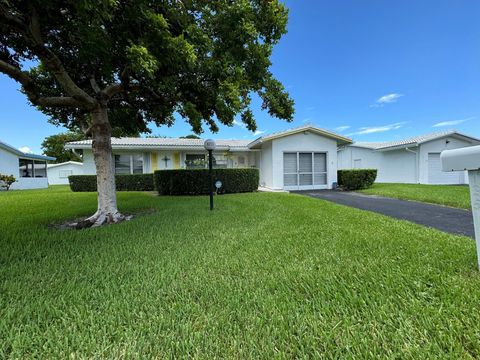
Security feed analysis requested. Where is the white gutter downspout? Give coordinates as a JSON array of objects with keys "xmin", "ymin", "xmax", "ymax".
[{"xmin": 405, "ymin": 147, "xmax": 419, "ymax": 183}]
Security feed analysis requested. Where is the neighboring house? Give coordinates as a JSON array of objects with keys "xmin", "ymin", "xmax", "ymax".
[
  {"xmin": 0, "ymin": 140, "xmax": 55, "ymax": 190},
  {"xmin": 65, "ymin": 125, "xmax": 352, "ymax": 191},
  {"xmin": 47, "ymin": 161, "xmax": 84, "ymax": 185},
  {"xmin": 338, "ymin": 130, "xmax": 480, "ymax": 184}
]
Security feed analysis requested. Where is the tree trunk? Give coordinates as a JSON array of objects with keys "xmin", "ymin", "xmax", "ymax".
[{"xmin": 83, "ymin": 106, "xmax": 124, "ymax": 227}]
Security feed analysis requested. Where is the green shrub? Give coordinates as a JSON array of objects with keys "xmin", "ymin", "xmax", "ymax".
[
  {"xmin": 154, "ymin": 168, "xmax": 259, "ymax": 195},
  {"xmin": 69, "ymin": 174, "xmax": 154, "ymax": 192},
  {"xmin": 337, "ymin": 169, "xmax": 377, "ymax": 190},
  {"xmin": 0, "ymin": 174, "xmax": 16, "ymax": 191}
]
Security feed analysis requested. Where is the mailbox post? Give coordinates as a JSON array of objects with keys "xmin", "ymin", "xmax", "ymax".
[
  {"xmin": 441, "ymin": 145, "xmax": 480, "ymax": 270},
  {"xmin": 204, "ymin": 139, "xmax": 216, "ymax": 211}
]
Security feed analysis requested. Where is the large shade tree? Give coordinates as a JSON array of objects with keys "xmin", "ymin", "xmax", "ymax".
[{"xmin": 0, "ymin": 0, "xmax": 294, "ymax": 226}]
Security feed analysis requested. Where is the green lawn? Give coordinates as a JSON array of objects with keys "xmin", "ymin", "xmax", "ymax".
[
  {"xmin": 359, "ymin": 183, "xmax": 472, "ymax": 209},
  {"xmin": 1, "ymin": 186, "xmax": 480, "ymax": 358}
]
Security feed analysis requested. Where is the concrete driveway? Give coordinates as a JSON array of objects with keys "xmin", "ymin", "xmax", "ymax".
[{"xmin": 294, "ymin": 190, "xmax": 475, "ymax": 238}]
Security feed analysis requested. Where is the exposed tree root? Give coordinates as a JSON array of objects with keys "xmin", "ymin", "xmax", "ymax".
[{"xmin": 74, "ymin": 211, "xmax": 132, "ymax": 229}]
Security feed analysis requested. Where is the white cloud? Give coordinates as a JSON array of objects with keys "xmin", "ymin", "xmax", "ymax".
[
  {"xmin": 18, "ymin": 146, "xmax": 33, "ymax": 154},
  {"xmin": 371, "ymin": 93, "xmax": 403, "ymax": 107},
  {"xmin": 335, "ymin": 125, "xmax": 350, "ymax": 132},
  {"xmin": 253, "ymin": 130, "xmax": 265, "ymax": 136},
  {"xmin": 432, "ymin": 116, "xmax": 475, "ymax": 127},
  {"xmin": 232, "ymin": 120, "xmax": 246, "ymax": 129},
  {"xmin": 347, "ymin": 122, "xmax": 406, "ymax": 136}
]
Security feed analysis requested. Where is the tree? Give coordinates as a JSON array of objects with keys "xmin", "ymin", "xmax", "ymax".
[
  {"xmin": 0, "ymin": 174, "xmax": 16, "ymax": 191},
  {"xmin": 42, "ymin": 131, "xmax": 85, "ymax": 163},
  {"xmin": 0, "ymin": 0, "xmax": 294, "ymax": 226},
  {"xmin": 181, "ymin": 134, "xmax": 201, "ymax": 139}
]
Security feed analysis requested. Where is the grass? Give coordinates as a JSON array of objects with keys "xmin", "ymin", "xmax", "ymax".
[
  {"xmin": 359, "ymin": 183, "xmax": 472, "ymax": 209},
  {"xmin": 1, "ymin": 186, "xmax": 480, "ymax": 358}
]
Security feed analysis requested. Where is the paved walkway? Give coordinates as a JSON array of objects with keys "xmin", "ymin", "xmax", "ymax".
[{"xmin": 294, "ymin": 190, "xmax": 475, "ymax": 238}]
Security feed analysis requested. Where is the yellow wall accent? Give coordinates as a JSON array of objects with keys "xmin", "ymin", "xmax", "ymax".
[
  {"xmin": 173, "ymin": 152, "xmax": 180, "ymax": 169},
  {"xmin": 151, "ymin": 152, "xmax": 159, "ymax": 171}
]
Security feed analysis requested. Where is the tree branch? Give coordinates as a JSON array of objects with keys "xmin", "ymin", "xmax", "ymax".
[
  {"xmin": 0, "ymin": 59, "xmax": 87, "ymax": 109},
  {"xmin": 0, "ymin": 7, "xmax": 96, "ymax": 107}
]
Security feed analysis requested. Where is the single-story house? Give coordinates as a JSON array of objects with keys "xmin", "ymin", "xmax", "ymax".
[
  {"xmin": 47, "ymin": 161, "xmax": 84, "ymax": 185},
  {"xmin": 65, "ymin": 125, "xmax": 352, "ymax": 191},
  {"xmin": 0, "ymin": 140, "xmax": 55, "ymax": 190},
  {"xmin": 338, "ymin": 130, "xmax": 480, "ymax": 184}
]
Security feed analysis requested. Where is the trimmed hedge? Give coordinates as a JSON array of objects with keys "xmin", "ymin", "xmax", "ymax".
[
  {"xmin": 69, "ymin": 174, "xmax": 155, "ymax": 192},
  {"xmin": 154, "ymin": 168, "xmax": 259, "ymax": 195},
  {"xmin": 337, "ymin": 169, "xmax": 377, "ymax": 190}
]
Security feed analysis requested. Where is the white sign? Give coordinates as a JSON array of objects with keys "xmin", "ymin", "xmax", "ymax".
[{"xmin": 215, "ymin": 180, "xmax": 222, "ymax": 189}]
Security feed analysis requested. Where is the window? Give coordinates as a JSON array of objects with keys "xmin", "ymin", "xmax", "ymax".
[
  {"xmin": 237, "ymin": 156, "xmax": 246, "ymax": 166},
  {"xmin": 132, "ymin": 155, "xmax": 143, "ymax": 174},
  {"xmin": 213, "ymin": 155, "xmax": 228, "ymax": 168},
  {"xmin": 185, "ymin": 154, "xmax": 206, "ymax": 169},
  {"xmin": 19, "ymin": 159, "xmax": 47, "ymax": 178},
  {"xmin": 114, "ymin": 154, "xmax": 144, "ymax": 174},
  {"xmin": 34, "ymin": 160, "xmax": 47, "ymax": 177},
  {"xmin": 59, "ymin": 170, "xmax": 73, "ymax": 178}
]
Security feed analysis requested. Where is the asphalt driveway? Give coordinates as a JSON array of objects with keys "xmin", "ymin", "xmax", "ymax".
[{"xmin": 294, "ymin": 190, "xmax": 475, "ymax": 238}]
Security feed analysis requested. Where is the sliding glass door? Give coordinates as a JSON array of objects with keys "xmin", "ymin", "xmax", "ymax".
[{"xmin": 283, "ymin": 152, "xmax": 327, "ymax": 190}]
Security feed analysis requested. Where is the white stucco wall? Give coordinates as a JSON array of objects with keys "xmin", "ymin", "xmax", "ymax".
[
  {"xmin": 259, "ymin": 141, "xmax": 273, "ymax": 188},
  {"xmin": 47, "ymin": 163, "xmax": 84, "ymax": 185},
  {"xmin": 269, "ymin": 131, "xmax": 339, "ymax": 190},
  {"xmin": 338, "ymin": 146, "xmax": 416, "ymax": 183},
  {"xmin": 377, "ymin": 149, "xmax": 417, "ymax": 183},
  {"xmin": 0, "ymin": 147, "xmax": 19, "ymax": 177}
]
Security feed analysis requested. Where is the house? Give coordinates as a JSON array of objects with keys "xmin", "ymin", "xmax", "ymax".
[
  {"xmin": 338, "ymin": 130, "xmax": 480, "ymax": 184},
  {"xmin": 0, "ymin": 140, "xmax": 55, "ymax": 190},
  {"xmin": 65, "ymin": 125, "xmax": 352, "ymax": 191},
  {"xmin": 47, "ymin": 161, "xmax": 84, "ymax": 185}
]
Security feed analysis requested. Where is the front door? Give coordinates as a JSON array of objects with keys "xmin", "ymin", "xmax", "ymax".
[{"xmin": 283, "ymin": 152, "xmax": 328, "ymax": 190}]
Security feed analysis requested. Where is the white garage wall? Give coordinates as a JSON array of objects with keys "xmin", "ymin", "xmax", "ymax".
[
  {"xmin": 338, "ymin": 146, "xmax": 380, "ymax": 170},
  {"xmin": 419, "ymin": 136, "xmax": 474, "ymax": 184},
  {"xmin": 47, "ymin": 163, "xmax": 84, "ymax": 185},
  {"xmin": 377, "ymin": 149, "xmax": 417, "ymax": 183},
  {"xmin": 338, "ymin": 146, "xmax": 416, "ymax": 183},
  {"xmin": 270, "ymin": 131, "xmax": 338, "ymax": 189}
]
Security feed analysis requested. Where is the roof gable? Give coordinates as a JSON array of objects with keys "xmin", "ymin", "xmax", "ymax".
[
  {"xmin": 248, "ymin": 125, "xmax": 352, "ymax": 149},
  {"xmin": 349, "ymin": 130, "xmax": 480, "ymax": 151}
]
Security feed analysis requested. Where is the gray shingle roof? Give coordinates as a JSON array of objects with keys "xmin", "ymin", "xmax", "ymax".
[{"xmin": 351, "ymin": 130, "xmax": 480, "ymax": 151}]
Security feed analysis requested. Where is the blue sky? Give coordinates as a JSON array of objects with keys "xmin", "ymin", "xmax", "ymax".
[{"xmin": 1, "ymin": 0, "xmax": 479, "ymax": 154}]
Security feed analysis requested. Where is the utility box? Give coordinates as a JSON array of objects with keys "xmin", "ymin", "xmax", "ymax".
[{"xmin": 441, "ymin": 145, "xmax": 480, "ymax": 270}]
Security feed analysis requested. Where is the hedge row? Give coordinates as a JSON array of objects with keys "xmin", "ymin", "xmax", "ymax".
[
  {"xmin": 337, "ymin": 169, "xmax": 377, "ymax": 190},
  {"xmin": 154, "ymin": 168, "xmax": 259, "ymax": 195},
  {"xmin": 69, "ymin": 174, "xmax": 154, "ymax": 192}
]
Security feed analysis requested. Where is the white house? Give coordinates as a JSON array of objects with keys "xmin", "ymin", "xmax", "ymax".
[
  {"xmin": 65, "ymin": 125, "xmax": 352, "ymax": 191},
  {"xmin": 47, "ymin": 161, "xmax": 84, "ymax": 185},
  {"xmin": 0, "ymin": 140, "xmax": 55, "ymax": 190},
  {"xmin": 338, "ymin": 130, "xmax": 480, "ymax": 184}
]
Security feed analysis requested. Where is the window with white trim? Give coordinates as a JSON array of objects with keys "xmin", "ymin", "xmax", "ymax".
[{"xmin": 114, "ymin": 154, "xmax": 144, "ymax": 174}]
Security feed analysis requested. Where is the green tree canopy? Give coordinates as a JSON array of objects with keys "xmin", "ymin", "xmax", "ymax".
[
  {"xmin": 41, "ymin": 131, "xmax": 85, "ymax": 163},
  {"xmin": 0, "ymin": 0, "xmax": 294, "ymax": 225}
]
